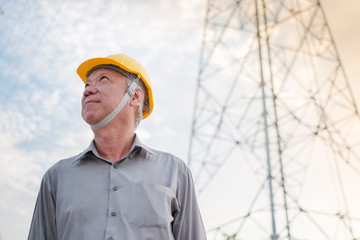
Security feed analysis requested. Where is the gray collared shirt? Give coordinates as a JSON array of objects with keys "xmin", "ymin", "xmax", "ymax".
[{"xmin": 28, "ymin": 135, "xmax": 207, "ymax": 240}]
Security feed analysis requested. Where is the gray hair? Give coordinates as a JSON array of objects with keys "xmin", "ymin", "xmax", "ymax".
[{"xmin": 126, "ymin": 78, "xmax": 145, "ymax": 128}]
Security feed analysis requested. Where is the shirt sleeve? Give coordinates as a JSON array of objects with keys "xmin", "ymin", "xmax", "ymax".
[
  {"xmin": 28, "ymin": 171, "xmax": 57, "ymax": 240},
  {"xmin": 172, "ymin": 164, "xmax": 207, "ymax": 240}
]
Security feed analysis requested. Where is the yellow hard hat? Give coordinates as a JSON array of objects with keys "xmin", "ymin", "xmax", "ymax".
[{"xmin": 77, "ymin": 53, "xmax": 154, "ymax": 119}]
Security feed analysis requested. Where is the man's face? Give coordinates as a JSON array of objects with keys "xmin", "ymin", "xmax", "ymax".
[{"xmin": 81, "ymin": 68, "xmax": 128, "ymax": 125}]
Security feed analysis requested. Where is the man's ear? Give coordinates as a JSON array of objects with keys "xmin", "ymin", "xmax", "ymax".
[{"xmin": 130, "ymin": 88, "xmax": 144, "ymax": 107}]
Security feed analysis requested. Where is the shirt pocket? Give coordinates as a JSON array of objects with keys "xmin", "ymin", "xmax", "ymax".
[{"xmin": 126, "ymin": 182, "xmax": 178, "ymax": 228}]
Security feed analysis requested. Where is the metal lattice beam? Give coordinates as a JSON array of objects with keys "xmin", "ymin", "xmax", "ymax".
[{"xmin": 188, "ymin": 0, "xmax": 360, "ymax": 239}]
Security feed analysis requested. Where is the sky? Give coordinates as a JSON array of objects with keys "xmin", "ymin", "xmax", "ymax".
[{"xmin": 0, "ymin": 0, "xmax": 359, "ymax": 239}]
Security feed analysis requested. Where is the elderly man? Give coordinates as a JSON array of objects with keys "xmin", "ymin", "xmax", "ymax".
[{"xmin": 28, "ymin": 54, "xmax": 207, "ymax": 240}]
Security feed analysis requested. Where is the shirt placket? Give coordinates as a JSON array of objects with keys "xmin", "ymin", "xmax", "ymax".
[{"xmin": 105, "ymin": 162, "xmax": 121, "ymax": 240}]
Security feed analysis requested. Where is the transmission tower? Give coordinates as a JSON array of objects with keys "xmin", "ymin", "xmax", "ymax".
[{"xmin": 189, "ymin": 0, "xmax": 360, "ymax": 239}]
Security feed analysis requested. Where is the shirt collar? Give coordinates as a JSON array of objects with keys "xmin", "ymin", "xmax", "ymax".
[
  {"xmin": 131, "ymin": 134, "xmax": 156, "ymax": 156},
  {"xmin": 72, "ymin": 134, "xmax": 156, "ymax": 164}
]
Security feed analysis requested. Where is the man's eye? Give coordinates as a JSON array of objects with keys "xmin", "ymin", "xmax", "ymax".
[
  {"xmin": 99, "ymin": 76, "xmax": 108, "ymax": 81},
  {"xmin": 85, "ymin": 83, "xmax": 90, "ymax": 88}
]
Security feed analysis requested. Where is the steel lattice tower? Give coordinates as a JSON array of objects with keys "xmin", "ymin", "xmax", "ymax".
[{"xmin": 188, "ymin": 0, "xmax": 360, "ymax": 239}]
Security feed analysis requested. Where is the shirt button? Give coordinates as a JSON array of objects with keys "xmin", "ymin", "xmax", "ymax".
[
  {"xmin": 113, "ymin": 186, "xmax": 118, "ymax": 191},
  {"xmin": 111, "ymin": 212, "xmax": 116, "ymax": 217},
  {"xmin": 113, "ymin": 164, "xmax": 118, "ymax": 169},
  {"xmin": 108, "ymin": 237, "xmax": 114, "ymax": 240}
]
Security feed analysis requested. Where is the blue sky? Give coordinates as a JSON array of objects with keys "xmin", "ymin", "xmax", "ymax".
[{"xmin": 0, "ymin": 0, "xmax": 360, "ymax": 239}]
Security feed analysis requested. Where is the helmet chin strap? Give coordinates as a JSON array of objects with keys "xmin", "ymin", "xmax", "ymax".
[{"xmin": 90, "ymin": 81, "xmax": 138, "ymax": 130}]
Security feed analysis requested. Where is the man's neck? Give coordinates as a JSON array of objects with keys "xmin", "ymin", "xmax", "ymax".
[{"xmin": 92, "ymin": 122, "xmax": 136, "ymax": 162}]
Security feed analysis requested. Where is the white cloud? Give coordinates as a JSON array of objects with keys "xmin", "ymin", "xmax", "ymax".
[{"xmin": 0, "ymin": 0, "xmax": 204, "ymax": 238}]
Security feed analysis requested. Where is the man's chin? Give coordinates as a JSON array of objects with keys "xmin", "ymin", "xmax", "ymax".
[{"xmin": 82, "ymin": 114, "xmax": 103, "ymax": 126}]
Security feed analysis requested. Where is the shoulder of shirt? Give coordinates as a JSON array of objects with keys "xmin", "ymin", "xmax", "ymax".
[
  {"xmin": 43, "ymin": 151, "xmax": 85, "ymax": 177},
  {"xmin": 43, "ymin": 139, "xmax": 190, "ymax": 176},
  {"xmin": 144, "ymin": 146, "xmax": 190, "ymax": 169}
]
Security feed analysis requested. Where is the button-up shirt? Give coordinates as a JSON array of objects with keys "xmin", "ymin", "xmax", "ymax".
[{"xmin": 28, "ymin": 135, "xmax": 207, "ymax": 240}]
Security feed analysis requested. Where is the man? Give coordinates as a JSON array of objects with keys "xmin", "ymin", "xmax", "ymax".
[{"xmin": 28, "ymin": 53, "xmax": 207, "ymax": 240}]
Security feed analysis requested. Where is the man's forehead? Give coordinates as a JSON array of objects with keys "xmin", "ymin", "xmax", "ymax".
[{"xmin": 86, "ymin": 67, "xmax": 126, "ymax": 82}]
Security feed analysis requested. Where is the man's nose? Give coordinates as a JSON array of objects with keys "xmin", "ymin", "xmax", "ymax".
[{"xmin": 83, "ymin": 84, "xmax": 98, "ymax": 96}]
